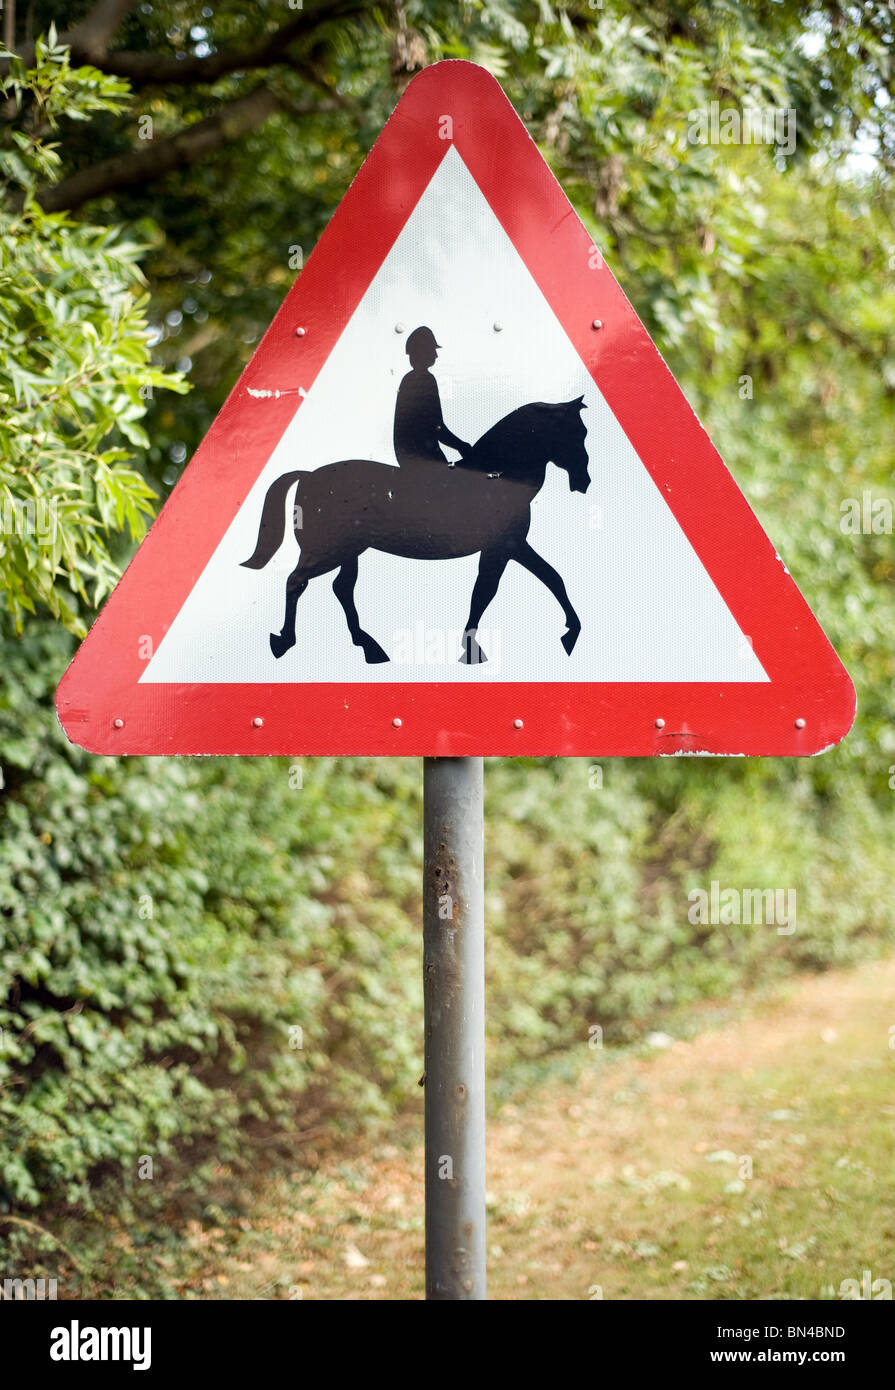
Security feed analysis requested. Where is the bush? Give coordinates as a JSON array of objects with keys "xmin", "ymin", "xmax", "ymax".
[
  {"xmin": 0, "ymin": 621, "xmax": 422, "ymax": 1210},
  {"xmin": 3, "ymin": 623, "xmax": 894, "ymax": 1212}
]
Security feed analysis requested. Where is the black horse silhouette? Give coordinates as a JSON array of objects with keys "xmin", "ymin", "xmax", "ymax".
[{"xmin": 241, "ymin": 397, "xmax": 590, "ymax": 664}]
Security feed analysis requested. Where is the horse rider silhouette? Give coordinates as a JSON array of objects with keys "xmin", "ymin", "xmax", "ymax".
[{"xmin": 393, "ymin": 326, "xmax": 471, "ymax": 469}]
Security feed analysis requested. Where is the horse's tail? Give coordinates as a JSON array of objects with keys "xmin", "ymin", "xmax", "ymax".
[{"xmin": 240, "ymin": 470, "xmax": 303, "ymax": 569}]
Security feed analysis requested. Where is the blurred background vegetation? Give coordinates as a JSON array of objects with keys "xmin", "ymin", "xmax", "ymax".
[{"xmin": 1, "ymin": 0, "xmax": 893, "ymax": 1277}]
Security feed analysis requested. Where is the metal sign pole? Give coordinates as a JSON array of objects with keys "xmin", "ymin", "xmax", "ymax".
[{"xmin": 422, "ymin": 755, "xmax": 486, "ymax": 1300}]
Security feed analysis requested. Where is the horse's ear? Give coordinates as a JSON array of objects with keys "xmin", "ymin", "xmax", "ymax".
[{"xmin": 568, "ymin": 395, "xmax": 586, "ymax": 411}]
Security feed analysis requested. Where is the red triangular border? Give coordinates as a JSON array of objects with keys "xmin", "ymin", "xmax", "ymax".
[{"xmin": 56, "ymin": 61, "xmax": 855, "ymax": 756}]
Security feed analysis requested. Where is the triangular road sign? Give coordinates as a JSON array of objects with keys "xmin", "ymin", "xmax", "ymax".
[{"xmin": 56, "ymin": 61, "xmax": 855, "ymax": 758}]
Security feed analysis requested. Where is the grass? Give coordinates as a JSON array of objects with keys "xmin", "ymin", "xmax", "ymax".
[{"xmin": 14, "ymin": 955, "xmax": 895, "ymax": 1300}]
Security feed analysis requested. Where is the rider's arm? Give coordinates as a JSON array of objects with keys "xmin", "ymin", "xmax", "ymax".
[
  {"xmin": 438, "ymin": 423, "xmax": 470, "ymax": 455},
  {"xmin": 426, "ymin": 377, "xmax": 470, "ymax": 457}
]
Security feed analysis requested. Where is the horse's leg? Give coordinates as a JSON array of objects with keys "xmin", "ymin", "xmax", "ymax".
[
  {"xmin": 270, "ymin": 559, "xmax": 311, "ymax": 658},
  {"xmin": 513, "ymin": 540, "xmax": 581, "ymax": 654},
  {"xmin": 332, "ymin": 557, "xmax": 389, "ymax": 664},
  {"xmin": 460, "ymin": 547, "xmax": 511, "ymax": 664}
]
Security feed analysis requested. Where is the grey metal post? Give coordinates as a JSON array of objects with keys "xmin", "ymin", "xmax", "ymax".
[{"xmin": 423, "ymin": 755, "xmax": 486, "ymax": 1300}]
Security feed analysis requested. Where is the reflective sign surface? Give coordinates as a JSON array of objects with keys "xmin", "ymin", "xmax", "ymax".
[{"xmin": 56, "ymin": 62, "xmax": 855, "ymax": 756}]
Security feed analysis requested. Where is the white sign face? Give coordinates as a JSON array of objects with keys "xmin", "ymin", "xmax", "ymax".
[{"xmin": 142, "ymin": 146, "xmax": 766, "ymax": 687}]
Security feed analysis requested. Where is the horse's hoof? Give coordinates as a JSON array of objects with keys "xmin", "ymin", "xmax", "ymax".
[
  {"xmin": 361, "ymin": 641, "xmax": 390, "ymax": 664},
  {"xmin": 270, "ymin": 631, "xmax": 295, "ymax": 659},
  {"xmin": 561, "ymin": 626, "xmax": 580, "ymax": 656},
  {"xmin": 460, "ymin": 637, "xmax": 488, "ymax": 665}
]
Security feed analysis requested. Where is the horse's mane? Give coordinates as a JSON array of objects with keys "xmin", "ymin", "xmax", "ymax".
[{"xmin": 458, "ymin": 402, "xmax": 549, "ymax": 476}]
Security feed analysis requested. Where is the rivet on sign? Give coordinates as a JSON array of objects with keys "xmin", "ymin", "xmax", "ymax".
[
  {"xmin": 252, "ymin": 717, "xmax": 264, "ymax": 728},
  {"xmin": 395, "ymin": 323, "xmax": 406, "ymax": 334},
  {"xmin": 392, "ymin": 717, "xmax": 402, "ymax": 728},
  {"xmin": 493, "ymin": 321, "xmax": 504, "ymax": 332},
  {"xmin": 655, "ymin": 718, "xmax": 665, "ymax": 729},
  {"xmin": 592, "ymin": 319, "xmax": 603, "ymax": 330},
  {"xmin": 513, "ymin": 718, "xmax": 523, "ymax": 729},
  {"xmin": 295, "ymin": 326, "xmax": 306, "ymax": 337},
  {"xmin": 795, "ymin": 717, "xmax": 806, "ymax": 729},
  {"xmin": 113, "ymin": 718, "xmax": 124, "ymax": 729}
]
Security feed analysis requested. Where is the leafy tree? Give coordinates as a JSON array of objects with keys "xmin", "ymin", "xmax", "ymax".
[
  {"xmin": 0, "ymin": 28, "xmax": 185, "ymax": 632},
  {"xmin": 6, "ymin": 1, "xmax": 893, "ymax": 486}
]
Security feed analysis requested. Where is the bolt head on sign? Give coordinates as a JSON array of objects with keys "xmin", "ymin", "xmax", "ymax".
[{"xmin": 56, "ymin": 62, "xmax": 855, "ymax": 758}]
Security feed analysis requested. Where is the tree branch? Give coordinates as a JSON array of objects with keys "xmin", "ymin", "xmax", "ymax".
[
  {"xmin": 1, "ymin": 0, "xmax": 374, "ymax": 87},
  {"xmin": 1, "ymin": 0, "xmax": 140, "ymax": 70},
  {"xmin": 99, "ymin": 13, "xmax": 312, "ymax": 86},
  {"xmin": 68, "ymin": 0, "xmax": 141, "ymax": 62},
  {"xmin": 3, "ymin": 0, "xmax": 16, "ymax": 54},
  {"xmin": 34, "ymin": 85, "xmax": 332, "ymax": 212},
  {"xmin": 105, "ymin": 0, "xmax": 372, "ymax": 88}
]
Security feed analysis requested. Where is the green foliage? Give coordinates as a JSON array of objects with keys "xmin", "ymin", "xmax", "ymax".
[
  {"xmin": 485, "ymin": 754, "xmax": 895, "ymax": 1092},
  {"xmin": 38, "ymin": 0, "xmax": 892, "ymax": 494},
  {"xmin": 1, "ymin": 4, "xmax": 895, "ymax": 1226},
  {"xmin": 2, "ymin": 631, "xmax": 894, "ymax": 1212},
  {"xmin": 0, "ymin": 34, "xmax": 185, "ymax": 633},
  {"xmin": 0, "ymin": 622, "xmax": 423, "ymax": 1210}
]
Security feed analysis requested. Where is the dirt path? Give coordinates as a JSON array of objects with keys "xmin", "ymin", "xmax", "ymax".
[{"xmin": 173, "ymin": 955, "xmax": 895, "ymax": 1300}]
